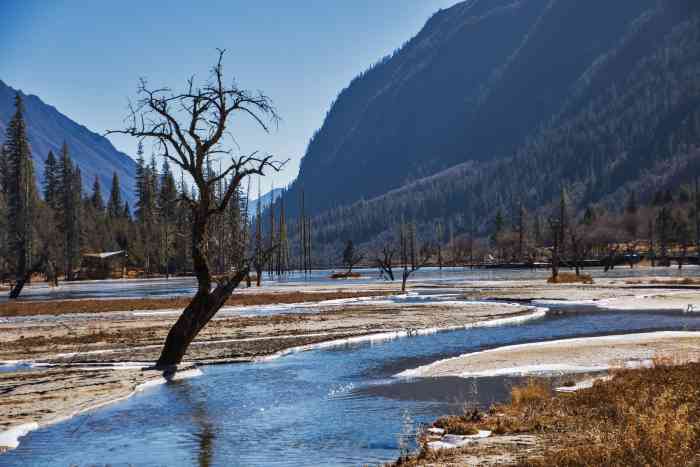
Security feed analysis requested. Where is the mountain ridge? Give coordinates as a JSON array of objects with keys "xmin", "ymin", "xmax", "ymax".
[
  {"xmin": 0, "ymin": 80, "xmax": 137, "ymax": 206},
  {"xmin": 273, "ymin": 0, "xmax": 700, "ymax": 262}
]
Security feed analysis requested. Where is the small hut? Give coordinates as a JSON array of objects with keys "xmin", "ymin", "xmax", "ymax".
[{"xmin": 80, "ymin": 250, "xmax": 128, "ymax": 279}]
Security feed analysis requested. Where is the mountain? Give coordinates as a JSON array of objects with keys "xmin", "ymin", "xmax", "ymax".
[
  {"xmin": 248, "ymin": 187, "xmax": 284, "ymax": 217},
  {"xmin": 0, "ymin": 80, "xmax": 137, "ymax": 206},
  {"xmin": 276, "ymin": 0, "xmax": 700, "ymax": 259}
]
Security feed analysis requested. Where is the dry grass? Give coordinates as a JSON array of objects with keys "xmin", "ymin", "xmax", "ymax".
[
  {"xmin": 547, "ymin": 272, "xmax": 594, "ymax": 284},
  {"xmin": 0, "ymin": 291, "xmax": 392, "ymax": 317},
  {"xmin": 330, "ymin": 272, "xmax": 363, "ymax": 279},
  {"xmin": 391, "ymin": 361, "xmax": 700, "ymax": 466},
  {"xmin": 433, "ymin": 412, "xmax": 481, "ymax": 436},
  {"xmin": 626, "ymin": 277, "xmax": 700, "ymax": 286}
]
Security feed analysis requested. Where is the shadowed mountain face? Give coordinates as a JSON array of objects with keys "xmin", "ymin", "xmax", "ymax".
[
  {"xmin": 0, "ymin": 80, "xmax": 137, "ymax": 205},
  {"xmin": 276, "ymin": 0, "xmax": 700, "ymax": 255},
  {"xmin": 285, "ymin": 0, "xmax": 659, "ymax": 216}
]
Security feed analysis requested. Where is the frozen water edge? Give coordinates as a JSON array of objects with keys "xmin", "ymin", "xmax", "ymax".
[
  {"xmin": 256, "ymin": 307, "xmax": 547, "ymax": 362},
  {"xmin": 0, "ymin": 367, "xmax": 203, "ymax": 452},
  {"xmin": 396, "ymin": 331, "xmax": 700, "ymax": 378}
]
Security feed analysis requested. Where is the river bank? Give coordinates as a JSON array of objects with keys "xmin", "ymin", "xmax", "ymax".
[
  {"xmin": 3, "ymin": 273, "xmax": 700, "ymax": 460},
  {"xmin": 391, "ymin": 361, "xmax": 700, "ymax": 466},
  {"xmin": 0, "ymin": 284, "xmax": 537, "ymax": 452}
]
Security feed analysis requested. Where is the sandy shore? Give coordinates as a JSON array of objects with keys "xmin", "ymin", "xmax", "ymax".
[{"xmin": 399, "ymin": 331, "xmax": 700, "ymax": 378}]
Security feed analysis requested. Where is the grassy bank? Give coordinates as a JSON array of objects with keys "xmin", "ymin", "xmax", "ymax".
[
  {"xmin": 0, "ymin": 291, "xmax": 392, "ymax": 317},
  {"xmin": 393, "ymin": 361, "xmax": 700, "ymax": 466}
]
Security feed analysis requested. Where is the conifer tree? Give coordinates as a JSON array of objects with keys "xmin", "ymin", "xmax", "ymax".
[
  {"xmin": 57, "ymin": 143, "xmax": 81, "ymax": 279},
  {"xmin": 107, "ymin": 172, "xmax": 123, "ymax": 218},
  {"xmin": 158, "ymin": 159, "xmax": 177, "ymax": 276},
  {"xmin": 43, "ymin": 150, "xmax": 59, "ymax": 209},
  {"xmin": 91, "ymin": 176, "xmax": 104, "ymax": 211},
  {"xmin": 4, "ymin": 93, "xmax": 39, "ymax": 298}
]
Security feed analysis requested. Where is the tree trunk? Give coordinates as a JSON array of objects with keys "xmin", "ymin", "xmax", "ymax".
[
  {"xmin": 156, "ymin": 212, "xmax": 247, "ymax": 367},
  {"xmin": 156, "ymin": 271, "xmax": 246, "ymax": 367},
  {"xmin": 9, "ymin": 273, "xmax": 30, "ymax": 299},
  {"xmin": 9, "ymin": 256, "xmax": 45, "ymax": 299}
]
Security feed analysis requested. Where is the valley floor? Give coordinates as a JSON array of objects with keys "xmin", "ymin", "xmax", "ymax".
[{"xmin": 2, "ymin": 272, "xmax": 700, "ymax": 459}]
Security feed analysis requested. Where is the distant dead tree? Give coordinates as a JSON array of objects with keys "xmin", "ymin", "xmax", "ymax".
[
  {"xmin": 375, "ymin": 242, "xmax": 396, "ymax": 281},
  {"xmin": 109, "ymin": 50, "xmax": 285, "ymax": 367},
  {"xmin": 399, "ymin": 222, "xmax": 432, "ymax": 292},
  {"xmin": 568, "ymin": 223, "xmax": 592, "ymax": 276},
  {"xmin": 342, "ymin": 240, "xmax": 363, "ymax": 274}
]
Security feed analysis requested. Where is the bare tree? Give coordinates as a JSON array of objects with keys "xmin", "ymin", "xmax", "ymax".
[
  {"xmin": 399, "ymin": 222, "xmax": 432, "ymax": 292},
  {"xmin": 568, "ymin": 224, "xmax": 592, "ymax": 276},
  {"xmin": 109, "ymin": 50, "xmax": 284, "ymax": 367},
  {"xmin": 342, "ymin": 240, "xmax": 363, "ymax": 274},
  {"xmin": 375, "ymin": 242, "xmax": 396, "ymax": 281}
]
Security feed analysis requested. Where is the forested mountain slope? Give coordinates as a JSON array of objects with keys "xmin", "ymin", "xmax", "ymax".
[
  {"xmin": 283, "ymin": 0, "xmax": 659, "ymax": 216},
  {"xmin": 0, "ymin": 81, "xmax": 137, "ymax": 205},
  {"xmin": 280, "ymin": 0, "xmax": 700, "ymax": 259}
]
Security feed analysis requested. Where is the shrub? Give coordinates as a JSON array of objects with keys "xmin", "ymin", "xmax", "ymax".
[{"xmin": 547, "ymin": 272, "xmax": 593, "ymax": 284}]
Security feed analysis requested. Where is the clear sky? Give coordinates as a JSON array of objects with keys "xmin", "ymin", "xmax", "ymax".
[{"xmin": 0, "ymin": 0, "xmax": 458, "ymax": 188}]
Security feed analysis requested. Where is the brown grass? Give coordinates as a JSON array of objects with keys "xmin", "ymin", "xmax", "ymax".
[
  {"xmin": 547, "ymin": 272, "xmax": 594, "ymax": 284},
  {"xmin": 627, "ymin": 277, "xmax": 700, "ymax": 286},
  {"xmin": 330, "ymin": 272, "xmax": 363, "ymax": 279},
  {"xmin": 433, "ymin": 415, "xmax": 480, "ymax": 436},
  {"xmin": 0, "ymin": 291, "xmax": 393, "ymax": 317},
  {"xmin": 390, "ymin": 361, "xmax": 700, "ymax": 466}
]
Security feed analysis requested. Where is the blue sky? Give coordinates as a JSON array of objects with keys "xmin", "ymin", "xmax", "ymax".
[{"xmin": 1, "ymin": 0, "xmax": 458, "ymax": 188}]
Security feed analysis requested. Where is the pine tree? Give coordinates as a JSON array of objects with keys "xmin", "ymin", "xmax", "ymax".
[
  {"xmin": 91, "ymin": 176, "xmax": 104, "ymax": 211},
  {"xmin": 4, "ymin": 93, "xmax": 38, "ymax": 297},
  {"xmin": 158, "ymin": 159, "xmax": 177, "ymax": 276},
  {"xmin": 43, "ymin": 150, "xmax": 59, "ymax": 209},
  {"xmin": 57, "ymin": 143, "xmax": 81, "ymax": 279},
  {"xmin": 107, "ymin": 172, "xmax": 123, "ymax": 218}
]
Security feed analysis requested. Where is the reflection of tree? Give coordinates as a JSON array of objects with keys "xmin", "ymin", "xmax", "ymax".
[
  {"xmin": 171, "ymin": 380, "xmax": 216, "ymax": 467},
  {"xmin": 195, "ymin": 420, "xmax": 215, "ymax": 467}
]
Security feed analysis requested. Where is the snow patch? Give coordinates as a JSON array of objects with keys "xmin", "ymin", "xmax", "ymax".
[
  {"xmin": 0, "ymin": 423, "xmax": 38, "ymax": 450},
  {"xmin": 556, "ymin": 375, "xmax": 613, "ymax": 393},
  {"xmin": 135, "ymin": 368, "xmax": 203, "ymax": 392},
  {"xmin": 427, "ymin": 430, "xmax": 492, "ymax": 450},
  {"xmin": 456, "ymin": 363, "xmax": 609, "ymax": 378}
]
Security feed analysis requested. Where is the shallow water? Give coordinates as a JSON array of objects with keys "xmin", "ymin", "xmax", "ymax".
[
  {"xmin": 4, "ymin": 308, "xmax": 700, "ymax": 466},
  {"xmin": 6, "ymin": 265, "xmax": 700, "ymax": 302}
]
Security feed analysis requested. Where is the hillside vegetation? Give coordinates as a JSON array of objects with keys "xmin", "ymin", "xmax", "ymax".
[{"xmin": 277, "ymin": 0, "xmax": 700, "ymax": 258}]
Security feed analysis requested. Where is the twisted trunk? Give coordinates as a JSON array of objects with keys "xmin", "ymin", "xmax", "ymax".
[{"xmin": 156, "ymin": 206, "xmax": 247, "ymax": 367}]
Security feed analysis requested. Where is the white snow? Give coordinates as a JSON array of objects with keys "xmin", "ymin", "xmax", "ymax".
[
  {"xmin": 555, "ymin": 375, "xmax": 612, "ymax": 393},
  {"xmin": 427, "ymin": 430, "xmax": 492, "ymax": 450},
  {"xmin": 0, "ymin": 422, "xmax": 38, "ymax": 449}
]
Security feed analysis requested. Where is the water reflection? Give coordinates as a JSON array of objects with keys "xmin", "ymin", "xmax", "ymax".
[{"xmin": 171, "ymin": 381, "xmax": 217, "ymax": 467}]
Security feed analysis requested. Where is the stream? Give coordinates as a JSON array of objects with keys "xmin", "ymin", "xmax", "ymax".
[{"xmin": 3, "ymin": 307, "xmax": 700, "ymax": 466}]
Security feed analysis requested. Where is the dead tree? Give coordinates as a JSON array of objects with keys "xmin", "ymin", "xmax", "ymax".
[
  {"xmin": 342, "ymin": 240, "xmax": 363, "ymax": 274},
  {"xmin": 548, "ymin": 218, "xmax": 561, "ymax": 280},
  {"xmin": 399, "ymin": 222, "xmax": 432, "ymax": 292},
  {"xmin": 376, "ymin": 243, "xmax": 396, "ymax": 281},
  {"xmin": 109, "ymin": 50, "xmax": 284, "ymax": 367},
  {"xmin": 568, "ymin": 226, "xmax": 591, "ymax": 276}
]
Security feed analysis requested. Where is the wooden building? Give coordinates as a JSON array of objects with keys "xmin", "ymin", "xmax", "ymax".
[{"xmin": 80, "ymin": 250, "xmax": 128, "ymax": 279}]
